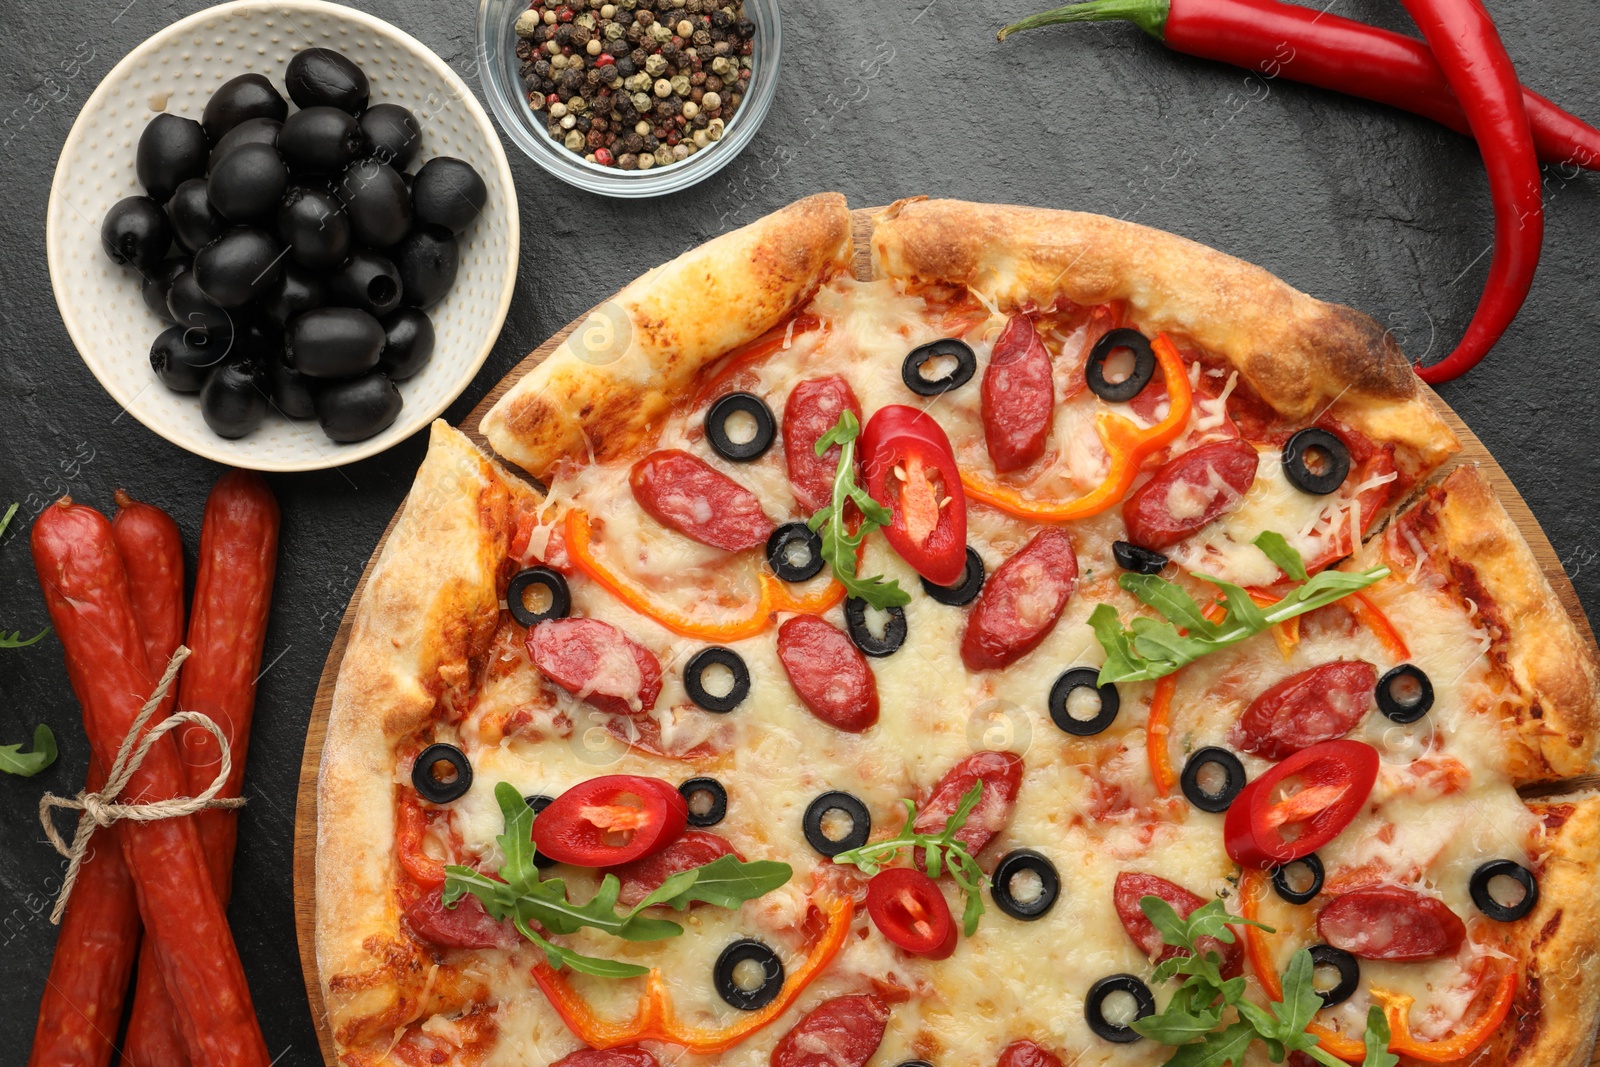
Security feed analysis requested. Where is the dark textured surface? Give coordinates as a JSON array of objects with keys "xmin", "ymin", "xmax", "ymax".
[{"xmin": 3, "ymin": 0, "xmax": 1597, "ymax": 1058}]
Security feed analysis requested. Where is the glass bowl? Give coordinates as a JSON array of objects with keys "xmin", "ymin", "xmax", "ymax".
[{"xmin": 477, "ymin": 0, "xmax": 780, "ymax": 197}]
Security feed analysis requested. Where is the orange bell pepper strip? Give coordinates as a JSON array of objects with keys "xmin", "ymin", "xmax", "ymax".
[
  {"xmin": 960, "ymin": 332, "xmax": 1194, "ymax": 521},
  {"xmin": 1238, "ymin": 868, "xmax": 1369, "ymax": 1063},
  {"xmin": 530, "ymin": 895, "xmax": 854, "ymax": 1053},
  {"xmin": 1370, "ymin": 971, "xmax": 1517, "ymax": 1063},
  {"xmin": 1346, "ymin": 589, "xmax": 1410, "ymax": 661},
  {"xmin": 1147, "ymin": 674, "xmax": 1180, "ymax": 797},
  {"xmin": 396, "ymin": 791, "xmax": 448, "ymax": 890},
  {"xmin": 564, "ymin": 509, "xmax": 846, "ymax": 641}
]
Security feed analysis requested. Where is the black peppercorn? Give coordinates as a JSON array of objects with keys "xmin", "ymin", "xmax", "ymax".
[
  {"xmin": 630, "ymin": 46, "xmax": 649, "ymax": 66},
  {"xmin": 622, "ymin": 131, "xmax": 644, "ymax": 152},
  {"xmin": 558, "ymin": 68, "xmax": 583, "ymax": 93},
  {"xmin": 516, "ymin": 39, "xmax": 535, "ymax": 61},
  {"xmin": 692, "ymin": 29, "xmax": 712, "ymax": 46},
  {"xmin": 616, "ymin": 56, "xmax": 637, "ymax": 76},
  {"xmin": 643, "ymin": 133, "xmax": 660, "ymax": 150},
  {"xmin": 704, "ymin": 74, "xmax": 723, "ymax": 92},
  {"xmin": 735, "ymin": 16, "xmax": 755, "ymax": 35},
  {"xmin": 710, "ymin": 9, "xmax": 732, "ymax": 27},
  {"xmin": 636, "ymin": 8, "xmax": 654, "ymax": 25}
]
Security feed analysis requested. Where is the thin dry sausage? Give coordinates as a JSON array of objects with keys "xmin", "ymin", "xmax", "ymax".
[
  {"xmin": 1231, "ymin": 661, "xmax": 1377, "ymax": 760},
  {"xmin": 630, "ymin": 449, "xmax": 775, "ymax": 551},
  {"xmin": 997, "ymin": 1040, "xmax": 1067, "ymax": 1067},
  {"xmin": 1317, "ymin": 885, "xmax": 1466, "ymax": 960},
  {"xmin": 776, "ymin": 615, "xmax": 879, "ymax": 731},
  {"xmin": 607, "ymin": 830, "xmax": 740, "ymax": 907},
  {"xmin": 769, "ymin": 994, "xmax": 889, "ymax": 1067},
  {"xmin": 982, "ymin": 313, "xmax": 1055, "ymax": 473},
  {"xmin": 1123, "ymin": 439, "xmax": 1259, "ymax": 550},
  {"xmin": 784, "ymin": 376, "xmax": 861, "ymax": 513},
  {"xmin": 1113, "ymin": 872, "xmax": 1242, "ymax": 978},
  {"xmin": 913, "ymin": 751, "xmax": 1023, "ymax": 860},
  {"xmin": 528, "ymin": 617, "xmax": 663, "ymax": 716},
  {"xmin": 960, "ymin": 529, "xmax": 1078, "ymax": 671}
]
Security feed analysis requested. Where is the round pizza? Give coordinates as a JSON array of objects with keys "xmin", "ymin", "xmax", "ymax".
[{"xmin": 314, "ymin": 194, "xmax": 1600, "ymax": 1067}]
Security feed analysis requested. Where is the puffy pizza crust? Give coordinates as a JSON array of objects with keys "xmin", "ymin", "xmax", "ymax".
[
  {"xmin": 480, "ymin": 191, "xmax": 854, "ymax": 479},
  {"xmin": 1507, "ymin": 793, "xmax": 1600, "ymax": 1067},
  {"xmin": 868, "ymin": 197, "xmax": 1459, "ymax": 477},
  {"xmin": 315, "ymin": 421, "xmax": 528, "ymax": 1050},
  {"xmin": 1394, "ymin": 464, "xmax": 1600, "ymax": 782}
]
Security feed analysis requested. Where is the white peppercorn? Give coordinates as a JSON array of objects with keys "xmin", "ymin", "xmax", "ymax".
[
  {"xmin": 560, "ymin": 113, "xmax": 577, "ymax": 129},
  {"xmin": 638, "ymin": 152, "xmax": 655, "ymax": 169},
  {"xmin": 653, "ymin": 77, "xmax": 672, "ymax": 98},
  {"xmin": 600, "ymin": 2, "xmax": 616, "ymax": 14},
  {"xmin": 692, "ymin": 128, "xmax": 710, "ymax": 147},
  {"xmin": 549, "ymin": 101, "xmax": 569, "ymax": 118},
  {"xmin": 676, "ymin": 18, "xmax": 694, "ymax": 34},
  {"xmin": 707, "ymin": 117, "xmax": 724, "ymax": 140},
  {"xmin": 515, "ymin": 9, "xmax": 542, "ymax": 36},
  {"xmin": 701, "ymin": 90, "xmax": 721, "ymax": 110},
  {"xmin": 681, "ymin": 100, "xmax": 700, "ymax": 119},
  {"xmin": 635, "ymin": 119, "xmax": 652, "ymax": 135},
  {"xmin": 543, "ymin": 8, "xmax": 557, "ymax": 23},
  {"xmin": 587, "ymin": 39, "xmax": 603, "ymax": 55},
  {"xmin": 671, "ymin": 143, "xmax": 690, "ymax": 161}
]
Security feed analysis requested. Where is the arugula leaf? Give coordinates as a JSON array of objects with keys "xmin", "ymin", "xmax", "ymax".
[
  {"xmin": 1361, "ymin": 1007, "xmax": 1400, "ymax": 1067},
  {"xmin": 831, "ymin": 781, "xmax": 989, "ymax": 935},
  {"xmin": 1092, "ymin": 532, "xmax": 1389, "ymax": 683},
  {"xmin": 0, "ymin": 724, "xmax": 57, "ymax": 777},
  {"xmin": 442, "ymin": 781, "xmax": 793, "ymax": 979},
  {"xmin": 806, "ymin": 411, "xmax": 910, "ymax": 610}
]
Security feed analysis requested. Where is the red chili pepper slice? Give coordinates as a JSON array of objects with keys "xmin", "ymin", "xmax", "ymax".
[
  {"xmin": 1223, "ymin": 740, "xmax": 1378, "ymax": 868},
  {"xmin": 865, "ymin": 868, "xmax": 958, "ymax": 960},
  {"xmin": 860, "ymin": 404, "xmax": 968, "ymax": 587},
  {"xmin": 532, "ymin": 775, "xmax": 688, "ymax": 867}
]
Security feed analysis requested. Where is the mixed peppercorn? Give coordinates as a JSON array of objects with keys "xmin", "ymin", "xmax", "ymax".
[{"xmin": 514, "ymin": 0, "xmax": 756, "ymax": 171}]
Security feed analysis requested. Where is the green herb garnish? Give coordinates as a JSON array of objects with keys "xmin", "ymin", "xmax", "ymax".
[
  {"xmin": 443, "ymin": 782, "xmax": 792, "ymax": 978},
  {"xmin": 830, "ymin": 781, "xmax": 988, "ymax": 935},
  {"xmin": 806, "ymin": 411, "xmax": 910, "ymax": 611},
  {"xmin": 1088, "ymin": 532, "xmax": 1388, "ymax": 683},
  {"xmin": 1, "ymin": 503, "xmax": 55, "ymax": 777},
  {"xmin": 1132, "ymin": 895, "xmax": 1396, "ymax": 1066}
]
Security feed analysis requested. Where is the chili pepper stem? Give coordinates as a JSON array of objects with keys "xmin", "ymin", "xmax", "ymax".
[{"xmin": 998, "ymin": 0, "xmax": 1168, "ymax": 41}]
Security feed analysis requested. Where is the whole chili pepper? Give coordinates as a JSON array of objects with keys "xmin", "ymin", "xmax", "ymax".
[
  {"xmin": 997, "ymin": 0, "xmax": 1600, "ymax": 171},
  {"xmin": 1397, "ymin": 0, "xmax": 1543, "ymax": 383}
]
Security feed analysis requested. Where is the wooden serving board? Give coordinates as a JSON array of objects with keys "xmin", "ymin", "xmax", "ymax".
[{"xmin": 291, "ymin": 208, "xmax": 1600, "ymax": 1066}]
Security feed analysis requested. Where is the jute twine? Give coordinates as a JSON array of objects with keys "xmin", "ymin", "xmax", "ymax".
[{"xmin": 38, "ymin": 645, "xmax": 247, "ymax": 924}]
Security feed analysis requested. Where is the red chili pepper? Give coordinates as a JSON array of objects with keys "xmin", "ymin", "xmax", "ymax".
[
  {"xmin": 997, "ymin": 0, "xmax": 1600, "ymax": 170},
  {"xmin": 865, "ymin": 868, "xmax": 958, "ymax": 960},
  {"xmin": 860, "ymin": 404, "xmax": 968, "ymax": 587},
  {"xmin": 1223, "ymin": 739, "xmax": 1378, "ymax": 868},
  {"xmin": 532, "ymin": 776, "xmax": 688, "ymax": 867}
]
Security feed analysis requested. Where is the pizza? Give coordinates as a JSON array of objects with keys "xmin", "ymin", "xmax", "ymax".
[{"xmin": 314, "ymin": 194, "xmax": 1600, "ymax": 1067}]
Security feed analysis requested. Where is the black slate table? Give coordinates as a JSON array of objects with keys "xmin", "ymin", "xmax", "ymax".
[{"xmin": 4, "ymin": 0, "xmax": 1598, "ymax": 1059}]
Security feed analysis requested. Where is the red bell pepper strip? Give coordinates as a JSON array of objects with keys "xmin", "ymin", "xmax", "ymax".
[
  {"xmin": 860, "ymin": 405, "xmax": 968, "ymax": 586},
  {"xmin": 997, "ymin": 0, "xmax": 1600, "ymax": 170},
  {"xmin": 1224, "ymin": 740, "xmax": 1378, "ymax": 867},
  {"xmin": 532, "ymin": 776, "xmax": 688, "ymax": 867},
  {"xmin": 531, "ymin": 895, "xmax": 854, "ymax": 1053},
  {"xmin": 961, "ymin": 333, "xmax": 1192, "ymax": 521}
]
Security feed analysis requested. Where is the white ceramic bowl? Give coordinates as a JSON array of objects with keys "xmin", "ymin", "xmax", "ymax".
[{"xmin": 47, "ymin": 0, "xmax": 519, "ymax": 471}]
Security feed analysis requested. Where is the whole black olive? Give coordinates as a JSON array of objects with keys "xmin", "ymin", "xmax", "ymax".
[
  {"xmin": 135, "ymin": 114, "xmax": 209, "ymax": 202},
  {"xmin": 411, "ymin": 156, "xmax": 487, "ymax": 234},
  {"xmin": 209, "ymin": 116, "xmax": 281, "ymax": 171},
  {"xmin": 141, "ymin": 257, "xmax": 191, "ymax": 324},
  {"xmin": 392, "ymin": 226, "xmax": 458, "ymax": 308},
  {"xmin": 200, "ymin": 356, "xmax": 270, "ymax": 438},
  {"xmin": 316, "ymin": 371, "xmax": 402, "ymax": 443},
  {"xmin": 101, "ymin": 196, "xmax": 172, "ymax": 272},
  {"xmin": 166, "ymin": 269, "xmax": 236, "ymax": 338},
  {"xmin": 330, "ymin": 248, "xmax": 402, "ymax": 317},
  {"xmin": 285, "ymin": 47, "xmax": 370, "ymax": 114},
  {"xmin": 150, "ymin": 325, "xmax": 229, "ymax": 393},
  {"xmin": 267, "ymin": 351, "xmax": 319, "ymax": 419},
  {"xmin": 208, "ymin": 142, "xmax": 289, "ymax": 223},
  {"xmin": 202, "ymin": 73, "xmax": 288, "ymax": 142},
  {"xmin": 232, "ymin": 315, "xmax": 285, "ymax": 365},
  {"xmin": 276, "ymin": 185, "xmax": 350, "ymax": 270},
  {"xmin": 335, "ymin": 160, "xmax": 411, "ymax": 248},
  {"xmin": 167, "ymin": 177, "xmax": 227, "ymax": 254},
  {"xmin": 378, "ymin": 308, "xmax": 435, "ymax": 380},
  {"xmin": 287, "ymin": 307, "xmax": 385, "ymax": 378},
  {"xmin": 278, "ymin": 106, "xmax": 364, "ymax": 174},
  {"xmin": 193, "ymin": 227, "xmax": 284, "ymax": 308},
  {"xmin": 359, "ymin": 103, "xmax": 421, "ymax": 170},
  {"xmin": 263, "ymin": 263, "xmax": 328, "ymax": 328}
]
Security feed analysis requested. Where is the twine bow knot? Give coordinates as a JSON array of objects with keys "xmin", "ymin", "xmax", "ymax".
[{"xmin": 38, "ymin": 645, "xmax": 247, "ymax": 924}]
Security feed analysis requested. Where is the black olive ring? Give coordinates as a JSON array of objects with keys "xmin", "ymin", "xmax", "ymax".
[
  {"xmin": 844, "ymin": 596, "xmax": 908, "ymax": 657},
  {"xmin": 679, "ymin": 776, "xmax": 729, "ymax": 828},
  {"xmin": 683, "ymin": 646, "xmax": 751, "ymax": 714},
  {"xmin": 1085, "ymin": 973, "xmax": 1156, "ymax": 1043},
  {"xmin": 991, "ymin": 848, "xmax": 1060, "ymax": 921},
  {"xmin": 803, "ymin": 791, "xmax": 872, "ymax": 857},
  {"xmin": 1113, "ymin": 540, "xmax": 1168, "ymax": 576},
  {"xmin": 705, "ymin": 391, "xmax": 776, "ymax": 462},
  {"xmin": 1086, "ymin": 328, "xmax": 1157, "ymax": 403},
  {"xmin": 1470, "ymin": 859, "xmax": 1539, "ymax": 922},
  {"xmin": 1308, "ymin": 944, "xmax": 1361, "ymax": 1007},
  {"xmin": 412, "ymin": 743, "xmax": 472, "ymax": 804},
  {"xmin": 1377, "ymin": 663, "xmax": 1434, "ymax": 724},
  {"xmin": 1282, "ymin": 427, "xmax": 1352, "ymax": 495},
  {"xmin": 921, "ymin": 546, "xmax": 986, "ymax": 606},
  {"xmin": 713, "ymin": 938, "xmax": 786, "ymax": 1010},
  {"xmin": 524, "ymin": 794, "xmax": 558, "ymax": 868},
  {"xmin": 1271, "ymin": 853, "xmax": 1325, "ymax": 905},
  {"xmin": 902, "ymin": 338, "xmax": 977, "ymax": 396},
  {"xmin": 506, "ymin": 566, "xmax": 571, "ymax": 627},
  {"xmin": 1181, "ymin": 747, "xmax": 1248, "ymax": 813},
  {"xmin": 1048, "ymin": 668, "xmax": 1121, "ymax": 737},
  {"xmin": 894, "ymin": 1062, "xmax": 936, "ymax": 1067},
  {"xmin": 766, "ymin": 522, "xmax": 825, "ymax": 583}
]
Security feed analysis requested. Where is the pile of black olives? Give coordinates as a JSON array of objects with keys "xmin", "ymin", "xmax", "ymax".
[{"xmin": 101, "ymin": 48, "xmax": 488, "ymax": 442}]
